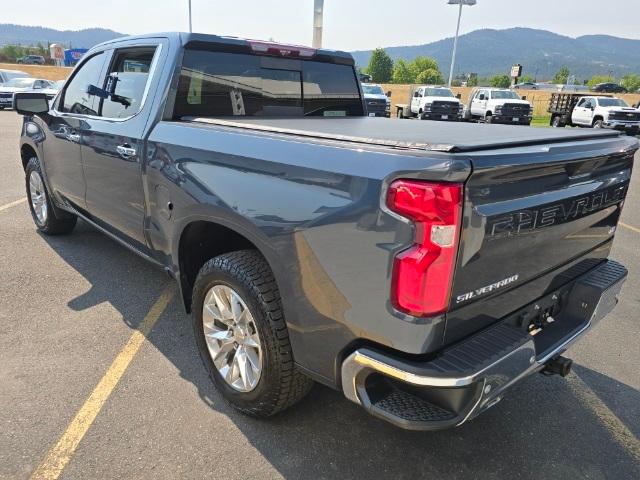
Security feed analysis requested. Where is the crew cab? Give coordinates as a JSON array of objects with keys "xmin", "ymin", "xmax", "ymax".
[
  {"xmin": 361, "ymin": 83, "xmax": 390, "ymax": 117},
  {"xmin": 466, "ymin": 87, "xmax": 532, "ymax": 125},
  {"xmin": 14, "ymin": 32, "xmax": 636, "ymax": 431},
  {"xmin": 549, "ymin": 93, "xmax": 640, "ymax": 134},
  {"xmin": 405, "ymin": 85, "xmax": 463, "ymax": 120}
]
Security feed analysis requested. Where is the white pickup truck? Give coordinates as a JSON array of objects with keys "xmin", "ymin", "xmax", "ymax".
[
  {"xmin": 395, "ymin": 85, "xmax": 463, "ymax": 121},
  {"xmin": 465, "ymin": 87, "xmax": 532, "ymax": 125},
  {"xmin": 548, "ymin": 94, "xmax": 640, "ymax": 135}
]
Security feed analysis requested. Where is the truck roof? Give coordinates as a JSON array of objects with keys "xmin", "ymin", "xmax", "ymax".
[
  {"xmin": 91, "ymin": 32, "xmax": 354, "ymax": 65},
  {"xmin": 184, "ymin": 116, "xmax": 624, "ymax": 153}
]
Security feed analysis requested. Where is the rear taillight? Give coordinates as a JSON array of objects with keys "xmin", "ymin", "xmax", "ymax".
[{"xmin": 386, "ymin": 180, "xmax": 463, "ymax": 317}]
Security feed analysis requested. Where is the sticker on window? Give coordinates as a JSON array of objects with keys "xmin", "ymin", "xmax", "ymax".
[
  {"xmin": 187, "ymin": 74, "xmax": 202, "ymax": 105},
  {"xmin": 323, "ymin": 110, "xmax": 347, "ymax": 117}
]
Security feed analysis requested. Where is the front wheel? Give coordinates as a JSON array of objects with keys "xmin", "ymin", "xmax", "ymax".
[
  {"xmin": 25, "ymin": 157, "xmax": 77, "ymax": 235},
  {"xmin": 192, "ymin": 250, "xmax": 313, "ymax": 417},
  {"xmin": 593, "ymin": 119, "xmax": 604, "ymax": 129}
]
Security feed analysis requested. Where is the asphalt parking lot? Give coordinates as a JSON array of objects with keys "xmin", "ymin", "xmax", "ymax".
[{"xmin": 0, "ymin": 110, "xmax": 639, "ymax": 480}]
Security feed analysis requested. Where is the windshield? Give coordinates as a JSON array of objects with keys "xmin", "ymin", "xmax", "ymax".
[
  {"xmin": 362, "ymin": 84, "xmax": 384, "ymax": 95},
  {"xmin": 491, "ymin": 90, "xmax": 519, "ymax": 99},
  {"xmin": 424, "ymin": 87, "xmax": 454, "ymax": 97},
  {"xmin": 598, "ymin": 98, "xmax": 629, "ymax": 107},
  {"xmin": 3, "ymin": 78, "xmax": 34, "ymax": 88}
]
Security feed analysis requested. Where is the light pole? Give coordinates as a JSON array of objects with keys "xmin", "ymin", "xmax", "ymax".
[
  {"xmin": 312, "ymin": 0, "xmax": 324, "ymax": 48},
  {"xmin": 188, "ymin": 0, "xmax": 193, "ymax": 33},
  {"xmin": 447, "ymin": 0, "xmax": 476, "ymax": 87}
]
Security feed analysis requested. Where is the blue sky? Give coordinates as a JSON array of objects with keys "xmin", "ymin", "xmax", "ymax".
[{"xmin": 4, "ymin": 0, "xmax": 639, "ymax": 50}]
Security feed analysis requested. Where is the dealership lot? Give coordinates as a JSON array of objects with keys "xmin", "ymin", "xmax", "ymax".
[{"xmin": 0, "ymin": 110, "xmax": 638, "ymax": 479}]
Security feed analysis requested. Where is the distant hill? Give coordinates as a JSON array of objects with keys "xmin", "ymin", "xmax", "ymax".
[
  {"xmin": 351, "ymin": 28, "xmax": 640, "ymax": 81},
  {"xmin": 0, "ymin": 24, "xmax": 125, "ymax": 49}
]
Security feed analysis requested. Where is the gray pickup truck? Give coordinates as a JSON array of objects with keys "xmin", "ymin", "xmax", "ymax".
[{"xmin": 15, "ymin": 32, "xmax": 636, "ymax": 431}]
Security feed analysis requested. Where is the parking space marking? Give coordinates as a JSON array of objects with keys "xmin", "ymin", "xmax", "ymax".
[
  {"xmin": 620, "ymin": 221, "xmax": 640, "ymax": 235},
  {"xmin": 0, "ymin": 197, "xmax": 26, "ymax": 212},
  {"xmin": 30, "ymin": 285, "xmax": 175, "ymax": 480},
  {"xmin": 567, "ymin": 372, "xmax": 640, "ymax": 465}
]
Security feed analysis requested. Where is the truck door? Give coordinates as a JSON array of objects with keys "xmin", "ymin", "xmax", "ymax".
[
  {"xmin": 411, "ymin": 88, "xmax": 422, "ymax": 114},
  {"xmin": 471, "ymin": 89, "xmax": 487, "ymax": 117},
  {"xmin": 572, "ymin": 97, "xmax": 591, "ymax": 125},
  {"xmin": 43, "ymin": 52, "xmax": 107, "ymax": 209},
  {"xmin": 80, "ymin": 42, "xmax": 165, "ymax": 250}
]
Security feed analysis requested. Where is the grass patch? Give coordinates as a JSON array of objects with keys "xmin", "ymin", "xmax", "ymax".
[{"xmin": 531, "ymin": 115, "xmax": 551, "ymax": 128}]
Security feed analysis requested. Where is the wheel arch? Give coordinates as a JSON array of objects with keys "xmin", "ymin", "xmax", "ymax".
[
  {"xmin": 20, "ymin": 143, "xmax": 38, "ymax": 170},
  {"xmin": 176, "ymin": 219, "xmax": 280, "ymax": 313}
]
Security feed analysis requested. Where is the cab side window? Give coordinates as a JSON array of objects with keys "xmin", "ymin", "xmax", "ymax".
[
  {"xmin": 98, "ymin": 47, "xmax": 157, "ymax": 119},
  {"xmin": 61, "ymin": 53, "xmax": 105, "ymax": 115},
  {"xmin": 576, "ymin": 98, "xmax": 586, "ymax": 108}
]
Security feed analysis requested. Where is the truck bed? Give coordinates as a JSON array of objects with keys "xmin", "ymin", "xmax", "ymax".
[{"xmin": 183, "ymin": 116, "xmax": 620, "ymax": 153}]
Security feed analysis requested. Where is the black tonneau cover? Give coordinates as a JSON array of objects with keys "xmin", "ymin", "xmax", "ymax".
[{"xmin": 183, "ymin": 116, "xmax": 620, "ymax": 153}]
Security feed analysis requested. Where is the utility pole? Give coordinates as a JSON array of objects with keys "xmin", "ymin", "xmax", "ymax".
[
  {"xmin": 188, "ymin": 0, "xmax": 193, "ymax": 33},
  {"xmin": 312, "ymin": 0, "xmax": 324, "ymax": 48},
  {"xmin": 447, "ymin": 0, "xmax": 477, "ymax": 87}
]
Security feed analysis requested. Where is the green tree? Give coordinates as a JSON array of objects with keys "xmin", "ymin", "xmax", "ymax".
[
  {"xmin": 408, "ymin": 56, "xmax": 443, "ymax": 84},
  {"xmin": 621, "ymin": 74, "xmax": 640, "ymax": 93},
  {"xmin": 587, "ymin": 74, "xmax": 616, "ymax": 88},
  {"xmin": 391, "ymin": 59, "xmax": 413, "ymax": 84},
  {"xmin": 519, "ymin": 75, "xmax": 535, "ymax": 84},
  {"xmin": 553, "ymin": 66, "xmax": 570, "ymax": 84},
  {"xmin": 366, "ymin": 48, "xmax": 393, "ymax": 83},
  {"xmin": 490, "ymin": 74, "xmax": 511, "ymax": 88},
  {"xmin": 416, "ymin": 68, "xmax": 444, "ymax": 85}
]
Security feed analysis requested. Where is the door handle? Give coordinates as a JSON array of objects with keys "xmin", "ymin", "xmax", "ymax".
[
  {"xmin": 116, "ymin": 144, "xmax": 137, "ymax": 158},
  {"xmin": 66, "ymin": 133, "xmax": 81, "ymax": 143}
]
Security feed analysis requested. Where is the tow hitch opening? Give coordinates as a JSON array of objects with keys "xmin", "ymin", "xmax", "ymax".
[{"xmin": 541, "ymin": 356, "xmax": 573, "ymax": 377}]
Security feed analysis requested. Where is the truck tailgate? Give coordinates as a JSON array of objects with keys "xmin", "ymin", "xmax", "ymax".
[{"xmin": 446, "ymin": 135, "xmax": 636, "ymax": 343}]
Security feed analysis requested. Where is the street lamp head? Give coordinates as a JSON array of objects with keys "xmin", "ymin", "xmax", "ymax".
[{"xmin": 447, "ymin": 0, "xmax": 477, "ymax": 5}]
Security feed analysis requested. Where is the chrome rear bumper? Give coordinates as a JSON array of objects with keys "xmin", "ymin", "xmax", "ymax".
[{"xmin": 341, "ymin": 260, "xmax": 627, "ymax": 430}]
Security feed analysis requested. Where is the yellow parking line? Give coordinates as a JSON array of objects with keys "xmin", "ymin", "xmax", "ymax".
[
  {"xmin": 30, "ymin": 286, "xmax": 174, "ymax": 480},
  {"xmin": 620, "ymin": 221, "xmax": 640, "ymax": 235},
  {"xmin": 0, "ymin": 197, "xmax": 27, "ymax": 212},
  {"xmin": 567, "ymin": 372, "xmax": 640, "ymax": 465}
]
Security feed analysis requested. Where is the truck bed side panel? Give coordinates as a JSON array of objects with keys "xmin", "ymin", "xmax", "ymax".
[{"xmin": 144, "ymin": 121, "xmax": 470, "ymax": 384}]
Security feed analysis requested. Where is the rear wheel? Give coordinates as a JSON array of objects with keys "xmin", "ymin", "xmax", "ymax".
[
  {"xmin": 551, "ymin": 115, "xmax": 564, "ymax": 128},
  {"xmin": 192, "ymin": 250, "xmax": 313, "ymax": 416},
  {"xmin": 25, "ymin": 157, "xmax": 77, "ymax": 235}
]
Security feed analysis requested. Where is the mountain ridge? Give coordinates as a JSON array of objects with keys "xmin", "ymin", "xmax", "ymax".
[{"xmin": 350, "ymin": 27, "xmax": 640, "ymax": 80}]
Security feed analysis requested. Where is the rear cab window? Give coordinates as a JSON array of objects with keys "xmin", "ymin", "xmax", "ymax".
[{"xmin": 173, "ymin": 48, "xmax": 363, "ymax": 119}]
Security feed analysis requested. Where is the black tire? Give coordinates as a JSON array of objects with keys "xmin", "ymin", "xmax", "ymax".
[
  {"xmin": 485, "ymin": 113, "xmax": 493, "ymax": 123},
  {"xmin": 593, "ymin": 119, "xmax": 604, "ymax": 129},
  {"xmin": 551, "ymin": 115, "xmax": 564, "ymax": 128},
  {"xmin": 25, "ymin": 157, "xmax": 77, "ymax": 235},
  {"xmin": 0, "ymin": 106, "xmax": 5, "ymax": 110},
  {"xmin": 192, "ymin": 250, "xmax": 313, "ymax": 417}
]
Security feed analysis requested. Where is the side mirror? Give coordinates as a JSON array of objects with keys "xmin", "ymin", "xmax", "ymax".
[
  {"xmin": 456, "ymin": 93, "xmax": 462, "ymax": 99},
  {"xmin": 386, "ymin": 91, "xmax": 392, "ymax": 98},
  {"xmin": 13, "ymin": 92, "xmax": 49, "ymax": 115},
  {"xmin": 521, "ymin": 95, "xmax": 527, "ymax": 100}
]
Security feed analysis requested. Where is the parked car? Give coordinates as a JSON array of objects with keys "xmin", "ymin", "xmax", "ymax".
[
  {"xmin": 14, "ymin": 32, "xmax": 635, "ymax": 431},
  {"xmin": 0, "ymin": 77, "xmax": 54, "ymax": 109},
  {"xmin": 0, "ymin": 69, "xmax": 30, "ymax": 85},
  {"xmin": 465, "ymin": 87, "xmax": 533, "ymax": 125},
  {"xmin": 358, "ymin": 73, "xmax": 372, "ymax": 83},
  {"xmin": 512, "ymin": 82, "xmax": 537, "ymax": 90},
  {"xmin": 361, "ymin": 83, "xmax": 390, "ymax": 117},
  {"xmin": 592, "ymin": 82, "xmax": 627, "ymax": 93},
  {"xmin": 548, "ymin": 93, "xmax": 640, "ymax": 134},
  {"xmin": 17, "ymin": 55, "xmax": 46, "ymax": 65}
]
